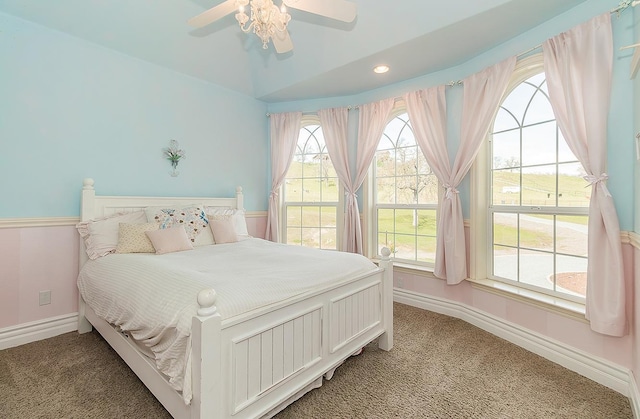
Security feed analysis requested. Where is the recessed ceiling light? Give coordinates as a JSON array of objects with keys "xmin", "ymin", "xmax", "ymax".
[{"xmin": 373, "ymin": 65, "xmax": 390, "ymax": 74}]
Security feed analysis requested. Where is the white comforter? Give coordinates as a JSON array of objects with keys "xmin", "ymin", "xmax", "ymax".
[{"xmin": 77, "ymin": 238, "xmax": 377, "ymax": 403}]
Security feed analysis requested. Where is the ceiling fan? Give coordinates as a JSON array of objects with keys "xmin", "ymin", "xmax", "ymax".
[{"xmin": 187, "ymin": 0, "xmax": 357, "ymax": 54}]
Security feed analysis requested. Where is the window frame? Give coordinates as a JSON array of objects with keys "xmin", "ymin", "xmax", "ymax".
[
  {"xmin": 470, "ymin": 54, "xmax": 588, "ymax": 304},
  {"xmin": 280, "ymin": 115, "xmax": 345, "ymax": 250},
  {"xmin": 364, "ymin": 103, "xmax": 440, "ymax": 267}
]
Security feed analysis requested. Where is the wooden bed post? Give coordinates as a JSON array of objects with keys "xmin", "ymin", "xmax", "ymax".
[
  {"xmin": 377, "ymin": 247, "xmax": 393, "ymax": 351},
  {"xmin": 78, "ymin": 178, "xmax": 95, "ymax": 334},
  {"xmin": 191, "ymin": 288, "xmax": 222, "ymax": 419}
]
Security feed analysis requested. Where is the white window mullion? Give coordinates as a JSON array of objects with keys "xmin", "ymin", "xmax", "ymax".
[
  {"xmin": 482, "ymin": 54, "xmax": 587, "ymax": 303},
  {"xmin": 282, "ymin": 120, "xmax": 340, "ymax": 250}
]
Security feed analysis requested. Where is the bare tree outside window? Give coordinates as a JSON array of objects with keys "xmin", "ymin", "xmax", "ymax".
[
  {"xmin": 283, "ymin": 124, "xmax": 339, "ymax": 250},
  {"xmin": 373, "ymin": 113, "xmax": 438, "ymax": 265}
]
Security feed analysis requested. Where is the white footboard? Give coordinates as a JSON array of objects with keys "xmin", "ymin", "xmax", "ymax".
[
  {"xmin": 188, "ymin": 250, "xmax": 393, "ymax": 419},
  {"xmin": 78, "ymin": 254, "xmax": 393, "ymax": 419}
]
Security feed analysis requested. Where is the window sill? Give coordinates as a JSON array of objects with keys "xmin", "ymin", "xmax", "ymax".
[
  {"xmin": 466, "ymin": 277, "xmax": 587, "ymax": 322},
  {"xmin": 371, "ymin": 258, "xmax": 586, "ymax": 322},
  {"xmin": 371, "ymin": 258, "xmax": 437, "ymax": 278}
]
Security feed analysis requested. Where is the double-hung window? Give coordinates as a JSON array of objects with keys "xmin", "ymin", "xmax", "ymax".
[
  {"xmin": 282, "ymin": 119, "xmax": 342, "ymax": 250},
  {"xmin": 475, "ymin": 55, "xmax": 589, "ymax": 302},
  {"xmin": 370, "ymin": 110, "xmax": 439, "ymax": 265}
]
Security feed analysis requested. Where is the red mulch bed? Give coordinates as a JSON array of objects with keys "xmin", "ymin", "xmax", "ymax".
[{"xmin": 551, "ymin": 272, "xmax": 586, "ymax": 296}]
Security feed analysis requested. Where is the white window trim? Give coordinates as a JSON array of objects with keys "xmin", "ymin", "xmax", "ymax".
[
  {"xmin": 470, "ymin": 53, "xmax": 586, "ymax": 311},
  {"xmin": 364, "ymin": 102, "xmax": 440, "ymax": 267},
  {"xmin": 280, "ymin": 115, "xmax": 345, "ymax": 250}
]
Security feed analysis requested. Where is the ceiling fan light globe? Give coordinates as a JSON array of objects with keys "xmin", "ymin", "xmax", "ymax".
[
  {"xmin": 235, "ymin": 11, "xmax": 249, "ymax": 27},
  {"xmin": 280, "ymin": 12, "xmax": 291, "ymax": 26}
]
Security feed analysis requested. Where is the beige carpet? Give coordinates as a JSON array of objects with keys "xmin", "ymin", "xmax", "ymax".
[{"xmin": 0, "ymin": 303, "xmax": 632, "ymax": 418}]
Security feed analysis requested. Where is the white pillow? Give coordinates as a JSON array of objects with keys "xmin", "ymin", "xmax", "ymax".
[
  {"xmin": 76, "ymin": 211, "xmax": 148, "ymax": 259},
  {"xmin": 146, "ymin": 226, "xmax": 194, "ymax": 254},
  {"xmin": 205, "ymin": 208, "xmax": 250, "ymax": 240}
]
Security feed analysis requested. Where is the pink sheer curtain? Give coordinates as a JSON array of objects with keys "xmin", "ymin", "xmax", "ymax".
[
  {"xmin": 410, "ymin": 57, "xmax": 515, "ymax": 284},
  {"xmin": 265, "ymin": 112, "xmax": 302, "ymax": 242},
  {"xmin": 349, "ymin": 99, "xmax": 396, "ymax": 254},
  {"xmin": 403, "ymin": 86, "xmax": 462, "ymax": 281},
  {"xmin": 318, "ymin": 107, "xmax": 358, "ymax": 252},
  {"xmin": 543, "ymin": 14, "xmax": 626, "ymax": 336}
]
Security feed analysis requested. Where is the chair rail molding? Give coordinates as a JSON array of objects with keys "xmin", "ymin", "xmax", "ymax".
[{"xmin": 0, "ymin": 217, "xmax": 80, "ymax": 229}]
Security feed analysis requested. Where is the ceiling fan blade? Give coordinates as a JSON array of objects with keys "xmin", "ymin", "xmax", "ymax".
[
  {"xmin": 283, "ymin": 0, "xmax": 357, "ymax": 23},
  {"xmin": 187, "ymin": 0, "xmax": 238, "ymax": 28},
  {"xmin": 272, "ymin": 30, "xmax": 294, "ymax": 54}
]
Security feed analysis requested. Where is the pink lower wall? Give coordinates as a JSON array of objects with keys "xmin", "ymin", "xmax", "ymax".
[
  {"xmin": 244, "ymin": 214, "xmax": 267, "ymax": 242},
  {"xmin": 0, "ymin": 214, "xmax": 268, "ymax": 330},
  {"xmin": 395, "ymin": 264, "xmax": 634, "ymax": 369},
  {"xmin": 0, "ymin": 225, "xmax": 79, "ymax": 329},
  {"xmin": 634, "ymin": 244, "xmax": 640, "ymax": 383}
]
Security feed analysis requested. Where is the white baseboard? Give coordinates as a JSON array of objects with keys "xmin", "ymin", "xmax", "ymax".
[
  {"xmin": 394, "ymin": 288, "xmax": 632, "ymax": 398},
  {"xmin": 630, "ymin": 371, "xmax": 640, "ymax": 418},
  {"xmin": 0, "ymin": 313, "xmax": 78, "ymax": 350}
]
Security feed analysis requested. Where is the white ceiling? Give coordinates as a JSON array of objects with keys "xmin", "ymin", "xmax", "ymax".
[{"xmin": 0, "ymin": 0, "xmax": 589, "ymax": 103}]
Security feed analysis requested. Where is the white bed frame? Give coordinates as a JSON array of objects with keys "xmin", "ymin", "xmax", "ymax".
[{"xmin": 77, "ymin": 178, "xmax": 393, "ymax": 419}]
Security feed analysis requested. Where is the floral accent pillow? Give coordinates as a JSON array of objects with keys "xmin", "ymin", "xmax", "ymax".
[
  {"xmin": 145, "ymin": 206, "xmax": 210, "ymax": 243},
  {"xmin": 114, "ymin": 223, "xmax": 158, "ymax": 254}
]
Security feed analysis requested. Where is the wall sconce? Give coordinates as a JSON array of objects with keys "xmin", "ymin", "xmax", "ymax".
[{"xmin": 164, "ymin": 139, "xmax": 185, "ymax": 177}]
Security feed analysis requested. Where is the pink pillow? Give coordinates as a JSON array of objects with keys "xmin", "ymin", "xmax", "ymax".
[
  {"xmin": 209, "ymin": 218, "xmax": 238, "ymax": 244},
  {"xmin": 146, "ymin": 226, "xmax": 194, "ymax": 254}
]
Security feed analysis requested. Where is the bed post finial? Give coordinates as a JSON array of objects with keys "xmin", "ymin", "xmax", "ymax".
[
  {"xmin": 380, "ymin": 247, "xmax": 391, "ymax": 259},
  {"xmin": 197, "ymin": 289, "xmax": 218, "ymax": 317},
  {"xmin": 236, "ymin": 186, "xmax": 244, "ymax": 211},
  {"xmin": 83, "ymin": 178, "xmax": 95, "ymax": 190}
]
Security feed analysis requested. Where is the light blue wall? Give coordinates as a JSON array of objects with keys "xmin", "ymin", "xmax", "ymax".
[
  {"xmin": 266, "ymin": 0, "xmax": 636, "ymax": 230},
  {"xmin": 0, "ymin": 12, "xmax": 269, "ymax": 217}
]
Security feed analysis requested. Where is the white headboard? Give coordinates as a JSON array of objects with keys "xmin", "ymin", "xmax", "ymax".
[
  {"xmin": 78, "ymin": 178, "xmax": 244, "ymax": 267},
  {"xmin": 80, "ymin": 178, "xmax": 244, "ymax": 222}
]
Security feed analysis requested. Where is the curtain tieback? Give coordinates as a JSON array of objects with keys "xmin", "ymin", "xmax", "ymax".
[
  {"xmin": 584, "ymin": 173, "xmax": 611, "ymax": 197},
  {"xmin": 444, "ymin": 185, "xmax": 459, "ymax": 200},
  {"xmin": 345, "ymin": 191, "xmax": 358, "ymax": 199},
  {"xmin": 269, "ymin": 190, "xmax": 279, "ymax": 199}
]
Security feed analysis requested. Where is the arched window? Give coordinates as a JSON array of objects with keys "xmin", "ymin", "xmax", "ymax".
[
  {"xmin": 487, "ymin": 55, "xmax": 589, "ymax": 301},
  {"xmin": 371, "ymin": 111, "xmax": 438, "ymax": 265},
  {"xmin": 282, "ymin": 120, "xmax": 341, "ymax": 249}
]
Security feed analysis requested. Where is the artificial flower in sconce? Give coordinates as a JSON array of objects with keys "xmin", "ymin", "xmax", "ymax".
[{"xmin": 164, "ymin": 139, "xmax": 185, "ymax": 177}]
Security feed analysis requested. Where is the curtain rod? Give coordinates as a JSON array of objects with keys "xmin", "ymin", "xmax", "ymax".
[
  {"xmin": 267, "ymin": 2, "xmax": 638, "ymax": 118},
  {"xmin": 516, "ymin": 1, "xmax": 637, "ymax": 59},
  {"xmin": 266, "ymin": 106, "xmax": 359, "ymax": 117},
  {"xmin": 611, "ymin": 0, "xmax": 639, "ymax": 15}
]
